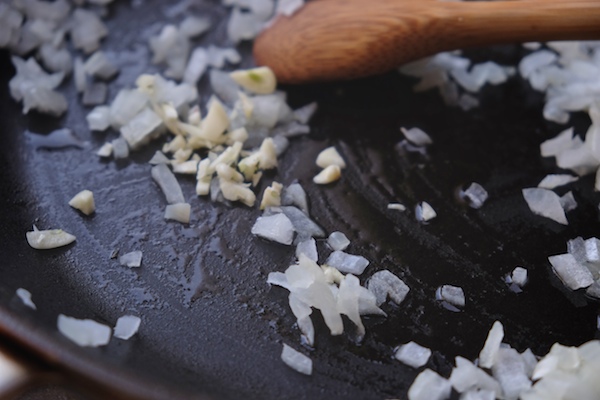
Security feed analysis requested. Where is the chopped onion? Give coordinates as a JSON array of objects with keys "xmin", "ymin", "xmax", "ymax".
[
  {"xmin": 548, "ymin": 253, "xmax": 594, "ymax": 290},
  {"xmin": 367, "ymin": 269, "xmax": 410, "ymax": 306},
  {"xmin": 491, "ymin": 347, "xmax": 532, "ymax": 400},
  {"xmin": 119, "ymin": 250, "xmax": 142, "ymax": 268},
  {"xmin": 281, "ymin": 182, "xmax": 309, "ymax": 214},
  {"xmin": 26, "ymin": 226, "xmax": 76, "ymax": 250},
  {"xmin": 449, "ymin": 356, "xmax": 502, "ymax": 396},
  {"xmin": 111, "ymin": 137, "xmax": 129, "ymax": 159},
  {"xmin": 113, "ymin": 315, "xmax": 141, "ymax": 340},
  {"xmin": 281, "ymin": 344, "xmax": 312, "ymax": 375},
  {"xmin": 537, "ymin": 174, "xmax": 578, "ymax": 189},
  {"xmin": 327, "ymin": 231, "xmax": 350, "ymax": 251},
  {"xmin": 478, "ymin": 321, "xmax": 504, "ymax": 369},
  {"xmin": 57, "ymin": 314, "xmax": 111, "ymax": 347},
  {"xmin": 436, "ymin": 285, "xmax": 465, "ymax": 308},
  {"xmin": 251, "ymin": 213, "xmax": 295, "ymax": 245},
  {"xmin": 296, "ymin": 238, "xmax": 318, "ymax": 262},
  {"xmin": 151, "ymin": 164, "xmax": 185, "ymax": 205},
  {"xmin": 408, "ymin": 369, "xmax": 452, "ymax": 400},
  {"xmin": 415, "ymin": 201, "xmax": 437, "ymax": 222},
  {"xmin": 394, "ymin": 342, "xmax": 432, "ymax": 368},
  {"xmin": 461, "ymin": 182, "xmax": 488, "ymax": 209},
  {"xmin": 164, "ymin": 203, "xmax": 191, "ymax": 223},
  {"xmin": 68, "ymin": 190, "xmax": 95, "ymax": 216},
  {"xmin": 16, "ymin": 288, "xmax": 36, "ymax": 310},
  {"xmin": 325, "ymin": 250, "xmax": 369, "ymax": 275},
  {"xmin": 522, "ymin": 188, "xmax": 568, "ymax": 225}
]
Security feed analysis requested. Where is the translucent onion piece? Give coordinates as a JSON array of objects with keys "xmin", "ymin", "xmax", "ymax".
[
  {"xmin": 57, "ymin": 314, "xmax": 111, "ymax": 347},
  {"xmin": 251, "ymin": 213, "xmax": 295, "ymax": 245},
  {"xmin": 119, "ymin": 251, "xmax": 142, "ymax": 268},
  {"xmin": 113, "ymin": 315, "xmax": 141, "ymax": 340},
  {"xmin": 395, "ymin": 342, "xmax": 432, "ymax": 369},
  {"xmin": 281, "ymin": 344, "xmax": 312, "ymax": 375},
  {"xmin": 548, "ymin": 253, "xmax": 594, "ymax": 290},
  {"xmin": 478, "ymin": 321, "xmax": 504, "ymax": 369},
  {"xmin": 522, "ymin": 188, "xmax": 568, "ymax": 225},
  {"xmin": 408, "ymin": 369, "xmax": 452, "ymax": 400},
  {"xmin": 151, "ymin": 164, "xmax": 185, "ymax": 205},
  {"xmin": 325, "ymin": 251, "xmax": 369, "ymax": 275},
  {"xmin": 367, "ymin": 270, "xmax": 410, "ymax": 306},
  {"xmin": 16, "ymin": 288, "xmax": 36, "ymax": 310}
]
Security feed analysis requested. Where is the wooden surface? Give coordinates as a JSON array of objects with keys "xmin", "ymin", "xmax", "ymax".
[{"xmin": 254, "ymin": 0, "xmax": 600, "ymax": 83}]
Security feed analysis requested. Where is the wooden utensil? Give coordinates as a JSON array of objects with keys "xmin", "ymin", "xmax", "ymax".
[{"xmin": 253, "ymin": 0, "xmax": 600, "ymax": 83}]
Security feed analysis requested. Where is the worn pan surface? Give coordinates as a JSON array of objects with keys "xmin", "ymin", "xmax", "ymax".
[{"xmin": 0, "ymin": 1, "xmax": 599, "ymax": 399}]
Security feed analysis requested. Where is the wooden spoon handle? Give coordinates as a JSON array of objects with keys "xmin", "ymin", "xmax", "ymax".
[{"xmin": 253, "ymin": 0, "xmax": 600, "ymax": 83}]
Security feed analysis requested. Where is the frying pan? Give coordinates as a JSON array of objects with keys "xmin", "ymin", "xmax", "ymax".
[{"xmin": 1, "ymin": 1, "xmax": 599, "ymax": 399}]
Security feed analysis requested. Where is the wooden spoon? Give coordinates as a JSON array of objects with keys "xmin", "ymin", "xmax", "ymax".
[{"xmin": 253, "ymin": 0, "xmax": 600, "ymax": 83}]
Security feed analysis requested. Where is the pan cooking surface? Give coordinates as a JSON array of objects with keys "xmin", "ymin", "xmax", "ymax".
[{"xmin": 0, "ymin": 1, "xmax": 599, "ymax": 399}]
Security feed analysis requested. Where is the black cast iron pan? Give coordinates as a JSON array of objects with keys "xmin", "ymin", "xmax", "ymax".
[{"xmin": 0, "ymin": 1, "xmax": 599, "ymax": 399}]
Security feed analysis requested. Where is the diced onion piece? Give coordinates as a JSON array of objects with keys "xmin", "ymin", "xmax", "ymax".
[
  {"xmin": 57, "ymin": 314, "xmax": 111, "ymax": 347},
  {"xmin": 522, "ymin": 188, "xmax": 568, "ymax": 225},
  {"xmin": 416, "ymin": 201, "xmax": 437, "ymax": 222},
  {"xmin": 491, "ymin": 348, "xmax": 532, "ymax": 399},
  {"xmin": 281, "ymin": 344, "xmax": 312, "ymax": 375},
  {"xmin": 325, "ymin": 250, "xmax": 369, "ymax": 275},
  {"xmin": 313, "ymin": 165, "xmax": 341, "ymax": 184},
  {"xmin": 151, "ymin": 164, "xmax": 185, "ymax": 204},
  {"xmin": 479, "ymin": 321, "xmax": 504, "ymax": 369},
  {"xmin": 461, "ymin": 182, "xmax": 488, "ymax": 209},
  {"xmin": 327, "ymin": 231, "xmax": 350, "ymax": 251},
  {"xmin": 260, "ymin": 181, "xmax": 283, "ymax": 210},
  {"xmin": 296, "ymin": 238, "xmax": 318, "ymax": 262},
  {"xmin": 395, "ymin": 342, "xmax": 432, "ymax": 368},
  {"xmin": 87, "ymin": 105, "xmax": 111, "ymax": 131},
  {"xmin": 367, "ymin": 269, "xmax": 410, "ymax": 306},
  {"xmin": 281, "ymin": 183, "xmax": 309, "ymax": 214},
  {"xmin": 548, "ymin": 253, "xmax": 594, "ymax": 290},
  {"xmin": 111, "ymin": 138, "xmax": 129, "ymax": 159},
  {"xmin": 120, "ymin": 107, "xmax": 165, "ymax": 150},
  {"xmin": 149, "ymin": 151, "xmax": 170, "ymax": 165},
  {"xmin": 537, "ymin": 174, "xmax": 578, "ymax": 189},
  {"xmin": 408, "ymin": 369, "xmax": 452, "ymax": 400},
  {"xmin": 164, "ymin": 203, "xmax": 191, "ymax": 223},
  {"xmin": 316, "ymin": 146, "xmax": 346, "ymax": 169},
  {"xmin": 26, "ymin": 227, "xmax": 76, "ymax": 250},
  {"xmin": 510, "ymin": 267, "xmax": 528, "ymax": 288},
  {"xmin": 258, "ymin": 138, "xmax": 278, "ymax": 170},
  {"xmin": 436, "ymin": 285, "xmax": 465, "ymax": 309},
  {"xmin": 401, "ymin": 127, "xmax": 433, "ymax": 146},
  {"xmin": 449, "ymin": 356, "xmax": 502, "ymax": 396},
  {"xmin": 119, "ymin": 251, "xmax": 142, "ymax": 268},
  {"xmin": 68, "ymin": 190, "xmax": 95, "ymax": 216},
  {"xmin": 540, "ymin": 128, "xmax": 574, "ymax": 158},
  {"xmin": 251, "ymin": 213, "xmax": 294, "ymax": 245},
  {"xmin": 113, "ymin": 315, "xmax": 141, "ymax": 340},
  {"xmin": 16, "ymin": 288, "xmax": 36, "ymax": 310},
  {"xmin": 230, "ymin": 66, "xmax": 277, "ymax": 95}
]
